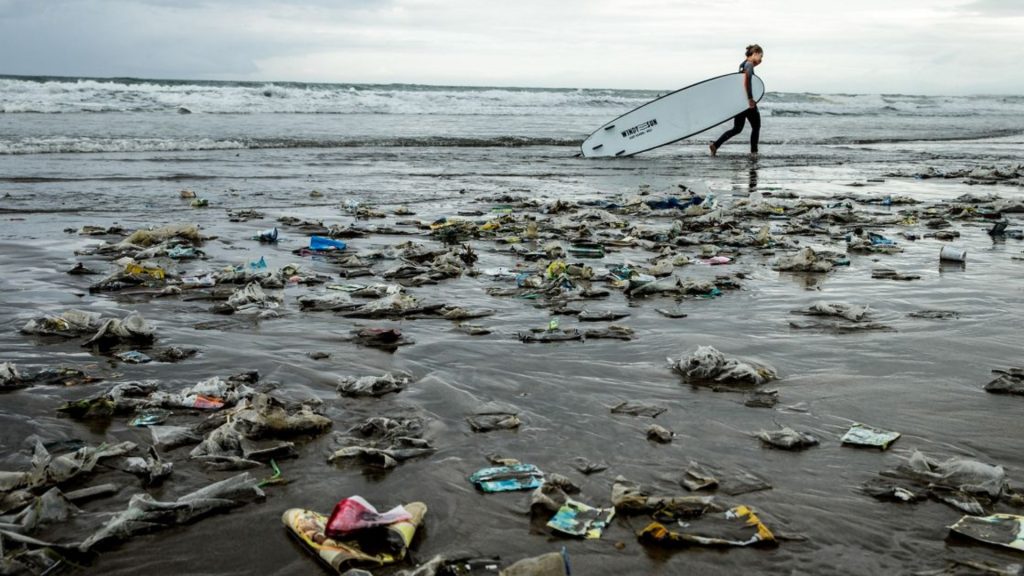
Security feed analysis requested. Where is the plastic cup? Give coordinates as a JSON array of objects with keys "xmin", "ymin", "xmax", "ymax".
[{"xmin": 939, "ymin": 245, "xmax": 966, "ymax": 262}]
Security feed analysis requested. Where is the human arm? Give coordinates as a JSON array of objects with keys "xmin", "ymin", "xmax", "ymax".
[{"xmin": 743, "ymin": 65, "xmax": 755, "ymax": 108}]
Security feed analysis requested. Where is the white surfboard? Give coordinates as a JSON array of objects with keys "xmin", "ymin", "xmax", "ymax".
[{"xmin": 581, "ymin": 72, "xmax": 765, "ymax": 158}]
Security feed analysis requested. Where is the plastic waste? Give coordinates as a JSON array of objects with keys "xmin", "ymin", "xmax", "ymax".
[
  {"xmin": 939, "ymin": 245, "xmax": 967, "ymax": 262},
  {"xmin": 647, "ymin": 424, "xmax": 674, "ymax": 443},
  {"xmin": 248, "ymin": 256, "xmax": 268, "ymax": 270},
  {"xmin": 182, "ymin": 273, "xmax": 216, "ymax": 288},
  {"xmin": 83, "ymin": 313, "xmax": 155, "ymax": 347},
  {"xmin": 282, "ymin": 502, "xmax": 426, "ymax": 571},
  {"xmin": 894, "ymin": 450, "xmax": 1005, "ymax": 498},
  {"xmin": 337, "ymin": 373, "xmax": 408, "ymax": 397},
  {"xmin": 80, "ymin": 472, "xmax": 265, "ymax": 551},
  {"xmin": 499, "ymin": 550, "xmax": 571, "ymax": 576},
  {"xmin": 985, "ymin": 368, "xmax": 1024, "ymax": 395},
  {"xmin": 115, "ymin": 350, "xmax": 152, "ymax": 364},
  {"xmin": 122, "ymin": 446, "xmax": 173, "ymax": 485},
  {"xmin": 610, "ymin": 401, "xmax": 666, "ymax": 418},
  {"xmin": 325, "ymin": 496, "xmax": 413, "ymax": 538},
  {"xmin": 773, "ymin": 247, "xmax": 833, "ymax": 273},
  {"xmin": 546, "ymin": 499, "xmax": 615, "ymax": 539},
  {"xmin": 868, "ymin": 232, "xmax": 895, "ymax": 246},
  {"xmin": 310, "ymin": 236, "xmax": 348, "ymax": 251},
  {"xmin": 640, "ymin": 505, "xmax": 775, "ymax": 547},
  {"xmin": 467, "ymin": 406, "xmax": 521, "ymax": 432},
  {"xmin": 470, "ymin": 464, "xmax": 544, "ymax": 493},
  {"xmin": 256, "ymin": 227, "xmax": 279, "ymax": 243},
  {"xmin": 758, "ymin": 427, "xmax": 819, "ymax": 450},
  {"xmin": 949, "ymin": 513, "xmax": 1024, "ymax": 552},
  {"xmin": 167, "ymin": 246, "xmax": 197, "ymax": 259},
  {"xmin": 129, "ymin": 409, "xmax": 172, "ymax": 427},
  {"xmin": 673, "ymin": 345, "xmax": 777, "ymax": 387},
  {"xmin": 567, "ymin": 243, "xmax": 605, "ymax": 258},
  {"xmin": 841, "ymin": 423, "xmax": 901, "ymax": 450},
  {"xmin": 123, "ymin": 262, "xmax": 166, "ymax": 280}
]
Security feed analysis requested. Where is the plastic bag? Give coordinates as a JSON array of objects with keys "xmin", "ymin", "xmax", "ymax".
[{"xmin": 325, "ymin": 495, "xmax": 412, "ymax": 538}]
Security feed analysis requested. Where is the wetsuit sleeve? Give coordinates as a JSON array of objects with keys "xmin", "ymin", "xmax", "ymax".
[{"xmin": 744, "ymin": 64, "xmax": 754, "ymax": 99}]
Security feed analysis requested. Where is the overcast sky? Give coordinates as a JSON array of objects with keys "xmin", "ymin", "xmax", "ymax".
[{"xmin": 0, "ymin": 0, "xmax": 1020, "ymax": 94}]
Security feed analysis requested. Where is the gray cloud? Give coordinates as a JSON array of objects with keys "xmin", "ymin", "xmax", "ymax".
[
  {"xmin": 960, "ymin": 0, "xmax": 1024, "ymax": 15},
  {"xmin": 0, "ymin": 0, "xmax": 1020, "ymax": 94}
]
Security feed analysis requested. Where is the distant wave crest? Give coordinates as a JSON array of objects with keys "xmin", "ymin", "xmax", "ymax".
[{"xmin": 2, "ymin": 76, "xmax": 1023, "ymax": 118}]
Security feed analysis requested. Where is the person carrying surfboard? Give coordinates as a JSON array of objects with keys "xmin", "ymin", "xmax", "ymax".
[{"xmin": 709, "ymin": 44, "xmax": 763, "ymax": 158}]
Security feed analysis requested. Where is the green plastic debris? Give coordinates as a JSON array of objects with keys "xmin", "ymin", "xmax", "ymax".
[{"xmin": 258, "ymin": 459, "xmax": 286, "ymax": 487}]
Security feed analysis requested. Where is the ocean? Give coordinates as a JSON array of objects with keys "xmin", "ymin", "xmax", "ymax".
[{"xmin": 2, "ymin": 75, "xmax": 1024, "ymax": 155}]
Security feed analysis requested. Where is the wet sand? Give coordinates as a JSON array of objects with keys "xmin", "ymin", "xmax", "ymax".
[{"xmin": 2, "ymin": 143, "xmax": 1024, "ymax": 575}]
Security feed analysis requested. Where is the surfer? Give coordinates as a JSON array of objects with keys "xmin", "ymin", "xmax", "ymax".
[{"xmin": 709, "ymin": 44, "xmax": 763, "ymax": 158}]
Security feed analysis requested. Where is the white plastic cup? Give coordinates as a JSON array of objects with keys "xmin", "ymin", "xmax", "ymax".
[{"xmin": 939, "ymin": 245, "xmax": 967, "ymax": 262}]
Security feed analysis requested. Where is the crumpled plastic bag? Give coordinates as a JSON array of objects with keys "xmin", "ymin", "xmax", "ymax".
[
  {"xmin": 223, "ymin": 282, "xmax": 282, "ymax": 314},
  {"xmin": 122, "ymin": 447, "xmax": 173, "ymax": 485},
  {"xmin": 329, "ymin": 416, "xmax": 435, "ymax": 470},
  {"xmin": 799, "ymin": 301, "xmax": 869, "ymax": 322},
  {"xmin": 773, "ymin": 247, "xmax": 833, "ymax": 273},
  {"xmin": 758, "ymin": 427, "xmax": 820, "ymax": 450},
  {"xmin": 325, "ymin": 496, "xmax": 412, "ymax": 538},
  {"xmin": 298, "ymin": 291, "xmax": 355, "ymax": 311},
  {"xmin": 149, "ymin": 425, "xmax": 202, "ymax": 450},
  {"xmin": 499, "ymin": 551, "xmax": 570, "ymax": 576},
  {"xmin": 4, "ymin": 487, "xmax": 81, "ymax": 533},
  {"xmin": 0, "ymin": 362, "xmax": 22, "ymax": 389},
  {"xmin": 672, "ymin": 345, "xmax": 777, "ymax": 386},
  {"xmin": 0, "ymin": 439, "xmax": 136, "ymax": 494},
  {"xmin": 20, "ymin": 310, "xmax": 102, "ymax": 338},
  {"xmin": 894, "ymin": 450, "xmax": 1006, "ymax": 498},
  {"xmin": 337, "ymin": 373, "xmax": 408, "ymax": 397},
  {"xmin": 145, "ymin": 375, "xmax": 255, "ymax": 411},
  {"xmin": 190, "ymin": 393, "xmax": 331, "ymax": 466},
  {"xmin": 79, "ymin": 472, "xmax": 264, "ymax": 551},
  {"xmin": 82, "ymin": 312, "xmax": 155, "ymax": 347},
  {"xmin": 118, "ymin": 223, "xmax": 202, "ymax": 248},
  {"xmin": 344, "ymin": 286, "xmax": 419, "ymax": 318}
]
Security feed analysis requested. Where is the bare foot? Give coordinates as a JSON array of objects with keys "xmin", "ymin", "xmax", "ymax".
[{"xmin": 709, "ymin": 142, "xmax": 717, "ymax": 156}]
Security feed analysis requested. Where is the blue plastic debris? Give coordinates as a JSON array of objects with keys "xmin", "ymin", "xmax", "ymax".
[
  {"xmin": 309, "ymin": 236, "xmax": 347, "ymax": 251},
  {"xmin": 469, "ymin": 464, "xmax": 544, "ymax": 493}
]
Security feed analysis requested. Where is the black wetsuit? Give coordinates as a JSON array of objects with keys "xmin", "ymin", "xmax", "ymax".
[{"xmin": 713, "ymin": 60, "xmax": 760, "ymax": 153}]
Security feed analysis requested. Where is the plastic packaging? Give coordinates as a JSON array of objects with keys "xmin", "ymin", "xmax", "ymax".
[
  {"xmin": 325, "ymin": 495, "xmax": 412, "ymax": 538},
  {"xmin": 256, "ymin": 228, "xmax": 278, "ymax": 243},
  {"xmin": 309, "ymin": 236, "xmax": 347, "ymax": 251}
]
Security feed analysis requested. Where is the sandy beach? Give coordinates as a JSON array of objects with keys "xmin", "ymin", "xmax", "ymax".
[{"xmin": 2, "ymin": 78, "xmax": 1024, "ymax": 575}]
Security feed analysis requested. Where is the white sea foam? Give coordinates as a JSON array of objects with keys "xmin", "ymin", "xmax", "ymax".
[{"xmin": 4, "ymin": 76, "xmax": 1021, "ymax": 117}]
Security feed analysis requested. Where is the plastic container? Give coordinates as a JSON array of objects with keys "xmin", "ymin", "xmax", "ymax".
[
  {"xmin": 939, "ymin": 245, "xmax": 967, "ymax": 262},
  {"xmin": 309, "ymin": 236, "xmax": 347, "ymax": 251}
]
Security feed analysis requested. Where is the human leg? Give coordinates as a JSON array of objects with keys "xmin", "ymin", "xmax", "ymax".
[
  {"xmin": 748, "ymin": 108, "xmax": 761, "ymax": 154},
  {"xmin": 712, "ymin": 113, "xmax": 747, "ymax": 152}
]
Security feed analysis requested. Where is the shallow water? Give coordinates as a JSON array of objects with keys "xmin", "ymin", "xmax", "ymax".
[{"xmin": 2, "ymin": 82, "xmax": 1024, "ymax": 575}]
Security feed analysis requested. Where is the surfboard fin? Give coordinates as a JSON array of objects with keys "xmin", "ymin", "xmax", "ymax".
[
  {"xmin": 591, "ymin": 144, "xmax": 603, "ymax": 151},
  {"xmin": 615, "ymin": 150, "xmax": 626, "ymax": 156},
  {"xmin": 603, "ymin": 125, "xmax": 615, "ymax": 131}
]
